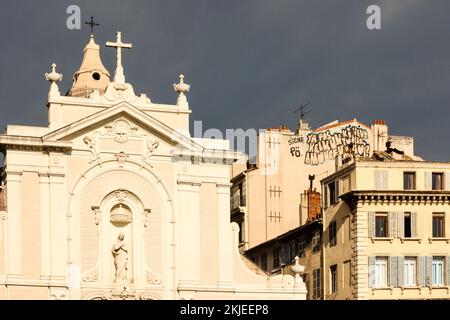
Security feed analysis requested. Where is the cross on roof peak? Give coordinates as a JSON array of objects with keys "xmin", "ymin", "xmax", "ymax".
[
  {"xmin": 106, "ymin": 31, "xmax": 132, "ymax": 85},
  {"xmin": 85, "ymin": 16, "xmax": 99, "ymax": 35}
]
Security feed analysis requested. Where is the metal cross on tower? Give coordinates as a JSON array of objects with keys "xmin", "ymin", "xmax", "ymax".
[{"xmin": 85, "ymin": 16, "xmax": 99, "ymax": 35}]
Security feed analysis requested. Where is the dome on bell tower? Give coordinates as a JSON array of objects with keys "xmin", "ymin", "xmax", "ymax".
[{"xmin": 68, "ymin": 34, "xmax": 111, "ymax": 97}]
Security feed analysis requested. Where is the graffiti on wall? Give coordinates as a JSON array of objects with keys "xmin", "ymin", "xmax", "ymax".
[
  {"xmin": 304, "ymin": 125, "xmax": 370, "ymax": 165},
  {"xmin": 288, "ymin": 136, "xmax": 304, "ymax": 158}
]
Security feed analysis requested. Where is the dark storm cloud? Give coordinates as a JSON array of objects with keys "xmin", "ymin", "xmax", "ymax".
[{"xmin": 0, "ymin": 0, "xmax": 449, "ymax": 161}]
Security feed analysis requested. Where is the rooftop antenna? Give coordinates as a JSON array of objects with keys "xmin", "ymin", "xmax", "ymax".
[
  {"xmin": 294, "ymin": 101, "xmax": 311, "ymax": 133},
  {"xmin": 294, "ymin": 101, "xmax": 311, "ymax": 121}
]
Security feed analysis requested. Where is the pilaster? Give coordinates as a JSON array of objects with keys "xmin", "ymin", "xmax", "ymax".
[
  {"xmin": 352, "ymin": 203, "xmax": 369, "ymax": 300},
  {"xmin": 177, "ymin": 180, "xmax": 201, "ymax": 286},
  {"xmin": 216, "ymin": 183, "xmax": 233, "ymax": 288},
  {"xmin": 5, "ymin": 171, "xmax": 22, "ymax": 280}
]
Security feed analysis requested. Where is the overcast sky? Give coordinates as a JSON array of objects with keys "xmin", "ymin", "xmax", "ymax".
[{"xmin": 0, "ymin": 0, "xmax": 449, "ymax": 161}]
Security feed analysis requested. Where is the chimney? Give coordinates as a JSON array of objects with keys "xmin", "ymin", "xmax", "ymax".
[{"xmin": 371, "ymin": 120, "xmax": 388, "ymax": 153}]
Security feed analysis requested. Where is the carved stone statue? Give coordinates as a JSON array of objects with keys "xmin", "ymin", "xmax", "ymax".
[{"xmin": 112, "ymin": 233, "xmax": 128, "ymax": 282}]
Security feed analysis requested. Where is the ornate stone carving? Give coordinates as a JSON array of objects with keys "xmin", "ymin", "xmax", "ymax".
[
  {"xmin": 106, "ymin": 120, "xmax": 139, "ymax": 144},
  {"xmin": 143, "ymin": 136, "xmax": 159, "ymax": 166},
  {"xmin": 49, "ymin": 288, "xmax": 67, "ymax": 300},
  {"xmin": 91, "ymin": 206, "xmax": 101, "ymax": 226},
  {"xmin": 110, "ymin": 203, "xmax": 132, "ymax": 224},
  {"xmin": 115, "ymin": 152, "xmax": 128, "ymax": 167},
  {"xmin": 83, "ymin": 135, "xmax": 100, "ymax": 163},
  {"xmin": 82, "ymin": 266, "xmax": 99, "ymax": 283},
  {"xmin": 113, "ymin": 189, "xmax": 128, "ymax": 202},
  {"xmin": 145, "ymin": 269, "xmax": 162, "ymax": 285},
  {"xmin": 112, "ymin": 233, "xmax": 128, "ymax": 283},
  {"xmin": 143, "ymin": 208, "xmax": 151, "ymax": 227}
]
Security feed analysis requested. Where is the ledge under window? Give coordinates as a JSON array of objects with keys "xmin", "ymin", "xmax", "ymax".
[
  {"xmin": 370, "ymin": 237, "xmax": 394, "ymax": 243},
  {"xmin": 399, "ymin": 237, "xmax": 422, "ymax": 244},
  {"xmin": 428, "ymin": 237, "xmax": 450, "ymax": 244}
]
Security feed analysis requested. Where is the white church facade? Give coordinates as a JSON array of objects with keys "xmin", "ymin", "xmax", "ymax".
[{"xmin": 0, "ymin": 31, "xmax": 306, "ymax": 300}]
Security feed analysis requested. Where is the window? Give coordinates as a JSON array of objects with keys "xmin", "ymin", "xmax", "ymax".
[
  {"xmin": 312, "ymin": 231, "xmax": 321, "ymax": 253},
  {"xmin": 404, "ymin": 257, "xmax": 417, "ymax": 287},
  {"xmin": 374, "ymin": 257, "xmax": 388, "ymax": 287},
  {"xmin": 261, "ymin": 252, "xmax": 267, "ymax": 271},
  {"xmin": 432, "ymin": 213, "xmax": 445, "ymax": 238},
  {"xmin": 343, "ymin": 260, "xmax": 351, "ymax": 288},
  {"xmin": 432, "ymin": 257, "xmax": 444, "ymax": 286},
  {"xmin": 312, "ymin": 269, "xmax": 321, "ymax": 299},
  {"xmin": 329, "ymin": 220, "xmax": 337, "ymax": 246},
  {"xmin": 327, "ymin": 180, "xmax": 339, "ymax": 205},
  {"xmin": 296, "ymin": 239, "xmax": 306, "ymax": 258},
  {"xmin": 288, "ymin": 241, "xmax": 296, "ymax": 262},
  {"xmin": 330, "ymin": 265, "xmax": 338, "ymax": 293},
  {"xmin": 432, "ymin": 173, "xmax": 444, "ymax": 191},
  {"xmin": 272, "ymin": 247, "xmax": 280, "ymax": 269},
  {"xmin": 375, "ymin": 214, "xmax": 388, "ymax": 238},
  {"xmin": 404, "ymin": 212, "xmax": 412, "ymax": 238},
  {"xmin": 403, "ymin": 172, "xmax": 416, "ymax": 190}
]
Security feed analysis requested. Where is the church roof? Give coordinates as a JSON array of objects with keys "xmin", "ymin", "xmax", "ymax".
[{"xmin": 68, "ymin": 35, "xmax": 111, "ymax": 97}]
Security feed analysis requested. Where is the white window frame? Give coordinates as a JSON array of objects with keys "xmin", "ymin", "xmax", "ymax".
[
  {"xmin": 404, "ymin": 257, "xmax": 417, "ymax": 287},
  {"xmin": 432, "ymin": 257, "xmax": 444, "ymax": 287},
  {"xmin": 374, "ymin": 257, "xmax": 388, "ymax": 287}
]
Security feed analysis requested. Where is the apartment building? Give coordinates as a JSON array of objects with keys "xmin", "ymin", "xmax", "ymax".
[{"xmin": 322, "ymin": 155, "xmax": 450, "ymax": 300}]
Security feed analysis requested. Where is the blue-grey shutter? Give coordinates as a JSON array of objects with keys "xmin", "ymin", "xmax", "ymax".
[
  {"xmin": 390, "ymin": 256, "xmax": 398, "ymax": 287},
  {"xmin": 419, "ymin": 256, "xmax": 426, "ymax": 286},
  {"xmin": 324, "ymin": 185, "xmax": 328, "ymax": 208},
  {"xmin": 398, "ymin": 212, "xmax": 405, "ymax": 238},
  {"xmin": 397, "ymin": 256, "xmax": 404, "ymax": 287},
  {"xmin": 368, "ymin": 256, "xmax": 376, "ymax": 288},
  {"xmin": 426, "ymin": 256, "xmax": 433, "ymax": 286},
  {"xmin": 388, "ymin": 212, "xmax": 396, "ymax": 238},
  {"xmin": 446, "ymin": 256, "xmax": 450, "ymax": 286},
  {"xmin": 411, "ymin": 212, "xmax": 418, "ymax": 238},
  {"xmin": 424, "ymin": 172, "xmax": 432, "ymax": 190},
  {"xmin": 368, "ymin": 212, "xmax": 375, "ymax": 237}
]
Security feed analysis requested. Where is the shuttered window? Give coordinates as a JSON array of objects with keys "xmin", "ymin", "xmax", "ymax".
[
  {"xmin": 330, "ymin": 265, "xmax": 338, "ymax": 293},
  {"xmin": 404, "ymin": 257, "xmax": 417, "ymax": 287},
  {"xmin": 432, "ymin": 173, "xmax": 444, "ymax": 191},
  {"xmin": 312, "ymin": 269, "xmax": 321, "ymax": 299},
  {"xmin": 432, "ymin": 213, "xmax": 445, "ymax": 238},
  {"xmin": 375, "ymin": 213, "xmax": 388, "ymax": 237},
  {"xmin": 329, "ymin": 220, "xmax": 337, "ymax": 247},
  {"xmin": 312, "ymin": 231, "xmax": 321, "ymax": 253},
  {"xmin": 403, "ymin": 172, "xmax": 416, "ymax": 190},
  {"xmin": 374, "ymin": 257, "xmax": 388, "ymax": 287},
  {"xmin": 432, "ymin": 257, "xmax": 444, "ymax": 286}
]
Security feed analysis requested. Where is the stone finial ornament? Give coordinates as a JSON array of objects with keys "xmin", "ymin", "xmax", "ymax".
[
  {"xmin": 291, "ymin": 256, "xmax": 305, "ymax": 286},
  {"xmin": 173, "ymin": 74, "xmax": 190, "ymax": 107},
  {"xmin": 45, "ymin": 63, "xmax": 63, "ymax": 99}
]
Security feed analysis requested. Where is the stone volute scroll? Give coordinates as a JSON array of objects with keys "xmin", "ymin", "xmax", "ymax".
[{"xmin": 112, "ymin": 232, "xmax": 128, "ymax": 283}]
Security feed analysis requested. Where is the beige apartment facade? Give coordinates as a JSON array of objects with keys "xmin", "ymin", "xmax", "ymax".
[
  {"xmin": 231, "ymin": 118, "xmax": 419, "ymax": 252},
  {"xmin": 322, "ymin": 158, "xmax": 450, "ymax": 300},
  {"xmin": 0, "ymin": 32, "xmax": 307, "ymax": 300}
]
